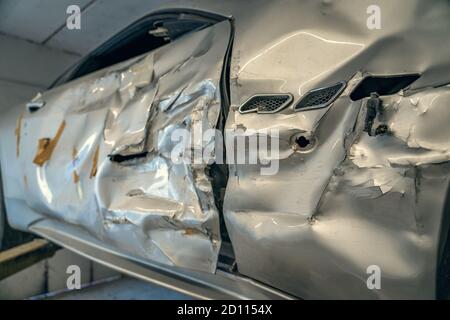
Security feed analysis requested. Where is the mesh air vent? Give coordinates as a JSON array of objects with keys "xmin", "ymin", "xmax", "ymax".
[
  {"xmin": 239, "ymin": 94, "xmax": 293, "ymax": 114},
  {"xmin": 295, "ymin": 82, "xmax": 346, "ymax": 111}
]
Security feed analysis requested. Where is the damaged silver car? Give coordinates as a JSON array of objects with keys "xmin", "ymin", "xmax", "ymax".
[{"xmin": 1, "ymin": 0, "xmax": 450, "ymax": 299}]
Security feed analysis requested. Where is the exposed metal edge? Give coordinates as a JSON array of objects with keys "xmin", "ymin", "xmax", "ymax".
[
  {"xmin": 238, "ymin": 94, "xmax": 293, "ymax": 114},
  {"xmin": 29, "ymin": 219, "xmax": 294, "ymax": 300},
  {"xmin": 294, "ymin": 81, "xmax": 347, "ymax": 112},
  {"xmin": 348, "ymin": 73, "xmax": 421, "ymax": 101}
]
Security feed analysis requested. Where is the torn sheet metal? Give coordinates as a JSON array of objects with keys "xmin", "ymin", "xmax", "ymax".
[
  {"xmin": 224, "ymin": 0, "xmax": 450, "ymax": 299},
  {"xmin": 2, "ymin": 21, "xmax": 231, "ymax": 273},
  {"xmin": 225, "ymin": 83, "xmax": 450, "ymax": 299}
]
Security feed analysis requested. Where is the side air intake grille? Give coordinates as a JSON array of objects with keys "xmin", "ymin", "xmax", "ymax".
[
  {"xmin": 294, "ymin": 81, "xmax": 346, "ymax": 111},
  {"xmin": 239, "ymin": 94, "xmax": 293, "ymax": 114},
  {"xmin": 349, "ymin": 74, "xmax": 420, "ymax": 101}
]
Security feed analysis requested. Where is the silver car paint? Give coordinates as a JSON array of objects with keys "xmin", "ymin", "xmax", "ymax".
[
  {"xmin": 1, "ymin": 0, "xmax": 450, "ymax": 299},
  {"xmin": 223, "ymin": 0, "xmax": 450, "ymax": 299},
  {"xmin": 1, "ymin": 21, "xmax": 231, "ymax": 273}
]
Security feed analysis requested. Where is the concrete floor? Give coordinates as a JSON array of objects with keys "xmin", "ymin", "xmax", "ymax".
[{"xmin": 49, "ymin": 276, "xmax": 191, "ymax": 300}]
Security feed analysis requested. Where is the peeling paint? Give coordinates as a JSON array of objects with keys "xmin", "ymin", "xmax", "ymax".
[
  {"xmin": 32, "ymin": 121, "xmax": 66, "ymax": 167},
  {"xmin": 15, "ymin": 111, "xmax": 24, "ymax": 158},
  {"xmin": 89, "ymin": 145, "xmax": 99, "ymax": 179}
]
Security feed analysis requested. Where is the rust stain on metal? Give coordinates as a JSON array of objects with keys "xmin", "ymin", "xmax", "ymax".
[
  {"xmin": 72, "ymin": 147, "xmax": 80, "ymax": 184},
  {"xmin": 89, "ymin": 145, "xmax": 100, "ymax": 179},
  {"xmin": 33, "ymin": 121, "xmax": 66, "ymax": 167},
  {"xmin": 15, "ymin": 111, "xmax": 24, "ymax": 158}
]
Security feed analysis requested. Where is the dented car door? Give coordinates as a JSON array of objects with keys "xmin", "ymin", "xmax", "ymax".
[{"xmin": 8, "ymin": 20, "xmax": 231, "ymax": 273}]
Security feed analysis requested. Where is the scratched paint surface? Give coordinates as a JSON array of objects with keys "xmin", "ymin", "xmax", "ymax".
[
  {"xmin": 2, "ymin": 21, "xmax": 231, "ymax": 273},
  {"xmin": 223, "ymin": 0, "xmax": 450, "ymax": 299}
]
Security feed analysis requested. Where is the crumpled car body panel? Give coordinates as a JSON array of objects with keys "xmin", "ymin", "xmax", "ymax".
[
  {"xmin": 1, "ymin": 0, "xmax": 450, "ymax": 299},
  {"xmin": 225, "ymin": 85, "xmax": 450, "ymax": 299},
  {"xmin": 2, "ymin": 21, "xmax": 231, "ymax": 273},
  {"xmin": 223, "ymin": 0, "xmax": 450, "ymax": 299}
]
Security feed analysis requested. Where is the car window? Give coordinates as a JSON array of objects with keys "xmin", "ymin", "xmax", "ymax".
[{"xmin": 51, "ymin": 10, "xmax": 227, "ymax": 88}]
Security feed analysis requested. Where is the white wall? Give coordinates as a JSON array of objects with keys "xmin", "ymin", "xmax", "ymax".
[{"xmin": 0, "ymin": 33, "xmax": 80, "ymax": 112}]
